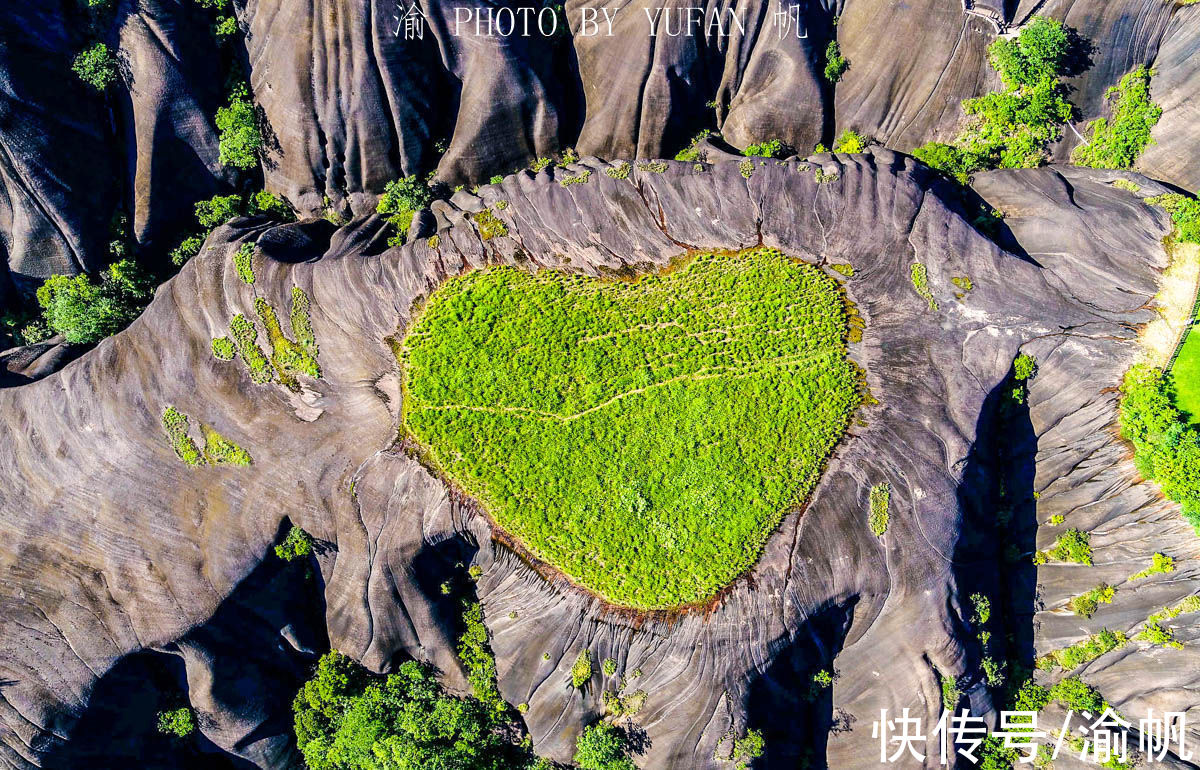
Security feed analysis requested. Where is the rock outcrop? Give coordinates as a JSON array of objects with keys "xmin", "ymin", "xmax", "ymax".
[{"xmin": 1, "ymin": 154, "xmax": 1196, "ymax": 769}]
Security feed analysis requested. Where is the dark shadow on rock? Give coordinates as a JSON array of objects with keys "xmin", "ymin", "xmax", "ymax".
[
  {"xmin": 743, "ymin": 599, "xmax": 858, "ymax": 768},
  {"xmin": 953, "ymin": 361, "xmax": 1038, "ymax": 699},
  {"xmin": 402, "ymin": 533, "xmax": 482, "ymax": 672},
  {"xmin": 1062, "ymin": 27, "xmax": 1097, "ymax": 80},
  {"xmin": 40, "ymin": 651, "xmax": 252, "ymax": 770},
  {"xmin": 254, "ymin": 219, "xmax": 340, "ymax": 264},
  {"xmin": 43, "ymin": 530, "xmax": 329, "ymax": 769}
]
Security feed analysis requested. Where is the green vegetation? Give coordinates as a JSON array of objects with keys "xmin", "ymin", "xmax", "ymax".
[
  {"xmin": 162, "ymin": 407, "xmax": 204, "ymax": 467},
  {"xmin": 1047, "ymin": 514, "xmax": 1065, "ymax": 525},
  {"xmin": 229, "ymin": 313, "xmax": 275, "ymax": 384},
  {"xmin": 739, "ymin": 160, "xmax": 754, "ymax": 178},
  {"xmin": 35, "ymin": 260, "xmax": 151, "ymax": 344},
  {"xmin": 1037, "ymin": 629, "xmax": 1128, "ymax": 671},
  {"xmin": 233, "ymin": 243, "xmax": 256, "ymax": 284},
  {"xmin": 910, "ymin": 262, "xmax": 937, "ymax": 311},
  {"xmin": 636, "ymin": 160, "xmax": 668, "ymax": 173},
  {"xmin": 458, "ymin": 602, "xmax": 503, "ymax": 710},
  {"xmin": 574, "ymin": 723, "xmax": 636, "ymax": 770},
  {"xmin": 1145, "ymin": 192, "xmax": 1200, "ymax": 244},
  {"xmin": 1068, "ymin": 583, "xmax": 1115, "ymax": 618},
  {"xmin": 830, "ymin": 263, "xmax": 854, "ymax": 277},
  {"xmin": 1131, "ymin": 552, "xmax": 1175, "ymax": 579},
  {"xmin": 602, "ymin": 658, "xmax": 618, "ymax": 677},
  {"xmin": 293, "ymin": 652, "xmax": 538, "ymax": 770},
  {"xmin": 472, "ymin": 209, "xmax": 509, "ymax": 239},
  {"xmin": 73, "ymin": 43, "xmax": 118, "ymax": 91},
  {"xmin": 560, "ymin": 171, "xmax": 592, "ymax": 186},
  {"xmin": 201, "ymin": 425, "xmax": 251, "ymax": 465},
  {"xmin": 913, "ymin": 17, "xmax": 1073, "ymax": 180},
  {"xmin": 824, "ymin": 40, "xmax": 848, "ymax": 83},
  {"xmin": 1073, "ymin": 67, "xmax": 1161, "ymax": 169},
  {"xmin": 1119, "ymin": 365, "xmax": 1200, "ymax": 534},
  {"xmin": 276, "ymin": 526, "xmax": 314, "ymax": 561},
  {"xmin": 814, "ymin": 168, "xmax": 839, "ymax": 183},
  {"xmin": 1174, "ymin": 327, "xmax": 1200, "ymax": 423},
  {"xmin": 212, "ymin": 336, "xmax": 235, "ymax": 360},
  {"xmin": 170, "ymin": 235, "xmax": 205, "ymax": 266},
  {"xmin": 570, "ymin": 650, "xmax": 593, "ymax": 689},
  {"xmin": 1112, "ymin": 178, "xmax": 1141, "ymax": 193},
  {"xmin": 1033, "ymin": 527, "xmax": 1092, "ymax": 565},
  {"xmin": 951, "ymin": 276, "xmax": 973, "ymax": 294},
  {"xmin": 605, "ymin": 162, "xmax": 632, "ymax": 180},
  {"xmin": 869, "ymin": 483, "xmax": 890, "ymax": 536},
  {"xmin": 156, "ymin": 707, "xmax": 196, "ymax": 738},
  {"xmin": 742, "ymin": 139, "xmax": 786, "ymax": 158},
  {"xmin": 940, "ymin": 672, "xmax": 960, "ymax": 711},
  {"xmin": 602, "ymin": 688, "xmax": 647, "ymax": 718},
  {"xmin": 1147, "ymin": 594, "xmax": 1200, "ymax": 624},
  {"xmin": 1013, "ymin": 353, "xmax": 1037, "ymax": 381},
  {"xmin": 530, "ymin": 157, "xmax": 552, "ymax": 172},
  {"xmin": 290, "ymin": 287, "xmax": 319, "ymax": 360},
  {"xmin": 400, "ymin": 248, "xmax": 860, "ymax": 608},
  {"xmin": 215, "ymin": 86, "xmax": 262, "ymax": 168},
  {"xmin": 832, "ymin": 129, "xmax": 867, "ymax": 153},
  {"xmin": 254, "ymin": 297, "xmax": 320, "ymax": 389},
  {"xmin": 378, "ymin": 176, "xmax": 434, "ymax": 247},
  {"xmin": 675, "ymin": 131, "xmax": 713, "ymax": 161},
  {"xmin": 1137, "ymin": 621, "xmax": 1182, "ymax": 649}
]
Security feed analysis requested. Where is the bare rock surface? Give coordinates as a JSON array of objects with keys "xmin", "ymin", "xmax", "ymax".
[{"xmin": 0, "ymin": 155, "xmax": 1197, "ymax": 769}]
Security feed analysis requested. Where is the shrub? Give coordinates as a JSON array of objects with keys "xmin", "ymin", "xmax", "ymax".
[
  {"xmin": 196, "ymin": 194, "xmax": 244, "ymax": 229},
  {"xmin": 255, "ymin": 297, "xmax": 320, "ymax": 388},
  {"xmin": 602, "ymin": 658, "xmax": 618, "ymax": 677},
  {"xmin": 202, "ymin": 425, "xmax": 251, "ymax": 465},
  {"xmin": 824, "ymin": 41, "xmax": 849, "ymax": 83},
  {"xmin": 605, "ymin": 162, "xmax": 632, "ymax": 179},
  {"xmin": 570, "ymin": 650, "xmax": 592, "ymax": 689},
  {"xmin": 1013, "ymin": 353, "xmax": 1037, "ymax": 381},
  {"xmin": 1119, "ymin": 365, "xmax": 1200, "ymax": 533},
  {"xmin": 211, "ymin": 337, "xmax": 235, "ymax": 360},
  {"xmin": 162, "ymin": 407, "xmax": 204, "ymax": 467},
  {"xmin": 472, "ymin": 208, "xmax": 509, "ymax": 239},
  {"xmin": 1073, "ymin": 67, "xmax": 1161, "ymax": 170},
  {"xmin": 675, "ymin": 131, "xmax": 713, "ymax": 161},
  {"xmin": 1035, "ymin": 528, "xmax": 1092, "ymax": 565},
  {"xmin": 910, "ymin": 263, "xmax": 937, "ymax": 311},
  {"xmin": 574, "ymin": 723, "xmax": 636, "ymax": 770},
  {"xmin": 743, "ymin": 139, "xmax": 786, "ymax": 158},
  {"xmin": 941, "ymin": 673, "xmax": 959, "ymax": 711},
  {"xmin": 832, "ymin": 129, "xmax": 867, "ymax": 153},
  {"xmin": 156, "ymin": 707, "xmax": 195, "ymax": 738},
  {"xmin": 290, "ymin": 287, "xmax": 319, "ymax": 359},
  {"xmin": 36, "ymin": 260, "xmax": 151, "ymax": 344},
  {"xmin": 1068, "ymin": 583, "xmax": 1115, "ymax": 618},
  {"xmin": 1048, "ymin": 676, "xmax": 1107, "ymax": 713},
  {"xmin": 293, "ymin": 652, "xmax": 533, "ymax": 770},
  {"xmin": 377, "ymin": 176, "xmax": 433, "ymax": 246},
  {"xmin": 72, "ymin": 43, "xmax": 118, "ymax": 91},
  {"xmin": 1137, "ymin": 621, "xmax": 1182, "ymax": 649},
  {"xmin": 458, "ymin": 602, "xmax": 502, "ymax": 710},
  {"xmin": 912, "ymin": 142, "xmax": 973, "ymax": 184},
  {"xmin": 229, "ymin": 313, "xmax": 274, "ymax": 383},
  {"xmin": 831, "ymin": 263, "xmax": 854, "ymax": 277},
  {"xmin": 250, "ymin": 190, "xmax": 293, "ymax": 220},
  {"xmin": 275, "ymin": 526, "xmax": 313, "ymax": 561},
  {"xmin": 1041, "ymin": 629, "xmax": 1128, "ymax": 671},
  {"xmin": 1131, "ymin": 552, "xmax": 1175, "ymax": 580},
  {"xmin": 215, "ymin": 86, "xmax": 262, "ymax": 169},
  {"xmin": 560, "ymin": 171, "xmax": 591, "ymax": 186},
  {"xmin": 1145, "ymin": 193, "xmax": 1200, "ymax": 244},
  {"xmin": 869, "ymin": 483, "xmax": 890, "ymax": 535},
  {"xmin": 233, "ymin": 243, "xmax": 255, "ymax": 284},
  {"xmin": 170, "ymin": 235, "xmax": 205, "ymax": 266}
]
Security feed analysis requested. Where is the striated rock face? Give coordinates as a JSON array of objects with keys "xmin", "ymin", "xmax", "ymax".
[
  {"xmin": 1, "ymin": 153, "xmax": 1196, "ymax": 769},
  {"xmin": 6, "ymin": 0, "xmax": 1200, "ymax": 285}
]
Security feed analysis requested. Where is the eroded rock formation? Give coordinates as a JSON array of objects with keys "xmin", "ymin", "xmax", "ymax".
[{"xmin": 1, "ymin": 153, "xmax": 1196, "ymax": 768}]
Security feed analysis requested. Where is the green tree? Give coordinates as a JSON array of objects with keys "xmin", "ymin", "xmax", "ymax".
[
  {"xmin": 72, "ymin": 43, "xmax": 118, "ymax": 91},
  {"xmin": 824, "ymin": 41, "xmax": 849, "ymax": 83},
  {"xmin": 35, "ymin": 260, "xmax": 152, "ymax": 343},
  {"xmin": 574, "ymin": 723, "xmax": 637, "ymax": 770},
  {"xmin": 1073, "ymin": 67, "xmax": 1162, "ymax": 169},
  {"xmin": 216, "ymin": 86, "xmax": 262, "ymax": 169},
  {"xmin": 377, "ymin": 176, "xmax": 434, "ymax": 246},
  {"xmin": 156, "ymin": 707, "xmax": 196, "ymax": 738},
  {"xmin": 293, "ymin": 652, "xmax": 532, "ymax": 770}
]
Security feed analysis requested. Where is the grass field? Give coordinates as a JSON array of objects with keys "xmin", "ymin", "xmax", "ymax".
[
  {"xmin": 400, "ymin": 248, "xmax": 861, "ymax": 609},
  {"xmin": 1173, "ymin": 324, "xmax": 1200, "ymax": 423}
]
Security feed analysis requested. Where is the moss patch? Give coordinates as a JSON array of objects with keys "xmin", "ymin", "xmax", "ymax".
[
  {"xmin": 400, "ymin": 248, "xmax": 861, "ymax": 609},
  {"xmin": 162, "ymin": 406, "xmax": 204, "ymax": 466}
]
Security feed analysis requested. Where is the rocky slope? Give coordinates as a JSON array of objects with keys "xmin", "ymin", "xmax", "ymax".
[
  {"xmin": 3, "ymin": 0, "xmax": 1200, "ymax": 292},
  {"xmin": 1, "ymin": 153, "xmax": 1197, "ymax": 768}
]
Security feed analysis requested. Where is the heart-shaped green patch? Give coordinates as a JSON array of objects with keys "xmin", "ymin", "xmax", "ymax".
[{"xmin": 400, "ymin": 248, "xmax": 860, "ymax": 609}]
